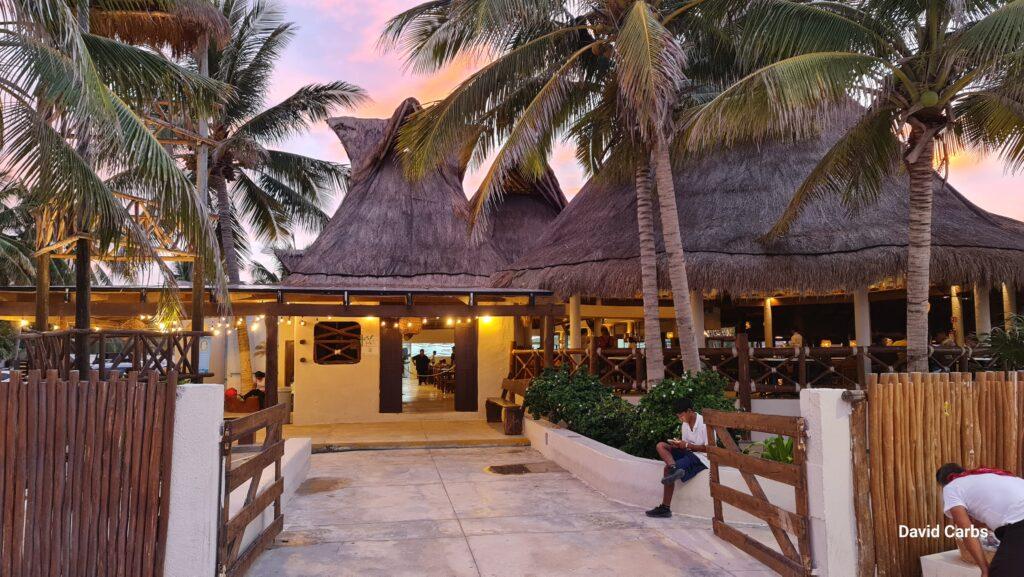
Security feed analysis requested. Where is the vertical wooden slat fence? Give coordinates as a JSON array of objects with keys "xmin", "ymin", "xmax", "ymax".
[
  {"xmin": 863, "ymin": 371, "xmax": 1024, "ymax": 577},
  {"xmin": 0, "ymin": 369, "xmax": 176, "ymax": 577},
  {"xmin": 219, "ymin": 403, "xmax": 287, "ymax": 577}
]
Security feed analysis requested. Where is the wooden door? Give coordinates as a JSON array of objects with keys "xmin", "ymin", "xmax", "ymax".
[
  {"xmin": 379, "ymin": 318, "xmax": 403, "ymax": 413},
  {"xmin": 453, "ymin": 322, "xmax": 478, "ymax": 412},
  {"xmin": 284, "ymin": 340, "xmax": 295, "ymax": 386}
]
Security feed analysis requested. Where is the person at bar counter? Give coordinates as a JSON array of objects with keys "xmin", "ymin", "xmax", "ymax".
[
  {"xmin": 646, "ymin": 398, "xmax": 709, "ymax": 518},
  {"xmin": 594, "ymin": 326, "xmax": 615, "ymax": 349},
  {"xmin": 936, "ymin": 463, "xmax": 1024, "ymax": 576}
]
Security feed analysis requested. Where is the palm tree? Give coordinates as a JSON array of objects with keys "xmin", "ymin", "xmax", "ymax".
[
  {"xmin": 2, "ymin": 0, "xmax": 227, "ymax": 330},
  {"xmin": 201, "ymin": 0, "xmax": 367, "ymax": 283},
  {"xmin": 687, "ymin": 0, "xmax": 1024, "ymax": 371},
  {"xmin": 383, "ymin": 0, "xmax": 728, "ymax": 377}
]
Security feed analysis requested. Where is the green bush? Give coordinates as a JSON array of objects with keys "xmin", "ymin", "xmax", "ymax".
[
  {"xmin": 0, "ymin": 321, "xmax": 15, "ymax": 363},
  {"xmin": 523, "ymin": 368, "xmax": 613, "ymax": 426},
  {"xmin": 983, "ymin": 314, "xmax": 1024, "ymax": 369},
  {"xmin": 745, "ymin": 435, "xmax": 794, "ymax": 463},
  {"xmin": 571, "ymin": 395, "xmax": 636, "ymax": 449},
  {"xmin": 623, "ymin": 371, "xmax": 736, "ymax": 459}
]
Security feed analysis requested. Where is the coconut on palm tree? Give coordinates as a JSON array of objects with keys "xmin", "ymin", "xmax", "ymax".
[
  {"xmin": 383, "ymin": 0, "xmax": 731, "ymax": 379},
  {"xmin": 688, "ymin": 0, "xmax": 1024, "ymax": 371}
]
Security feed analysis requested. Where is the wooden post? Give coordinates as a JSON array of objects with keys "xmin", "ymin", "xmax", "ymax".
[
  {"xmin": 35, "ymin": 251, "xmax": 49, "ymax": 330},
  {"xmin": 1003, "ymin": 283, "xmax": 1018, "ymax": 331},
  {"xmin": 568, "ymin": 294, "xmax": 581, "ymax": 349},
  {"xmin": 974, "ymin": 283, "xmax": 992, "ymax": 337},
  {"xmin": 74, "ymin": 238, "xmax": 90, "ymax": 374},
  {"xmin": 736, "ymin": 333, "xmax": 751, "ymax": 412},
  {"xmin": 848, "ymin": 393, "xmax": 874, "ymax": 577},
  {"xmin": 588, "ymin": 329, "xmax": 598, "ymax": 375},
  {"xmin": 951, "ymin": 285, "xmax": 965, "ymax": 345},
  {"xmin": 762, "ymin": 298, "xmax": 774, "ymax": 347},
  {"xmin": 542, "ymin": 315, "xmax": 554, "ymax": 368},
  {"xmin": 265, "ymin": 314, "xmax": 278, "ymax": 407}
]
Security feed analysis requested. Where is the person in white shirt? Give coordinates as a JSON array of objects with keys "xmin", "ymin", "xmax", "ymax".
[
  {"xmin": 646, "ymin": 398, "xmax": 709, "ymax": 518},
  {"xmin": 936, "ymin": 462, "xmax": 1024, "ymax": 577}
]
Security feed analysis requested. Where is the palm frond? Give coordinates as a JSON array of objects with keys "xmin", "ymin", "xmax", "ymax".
[{"xmin": 233, "ymin": 82, "xmax": 368, "ymax": 145}]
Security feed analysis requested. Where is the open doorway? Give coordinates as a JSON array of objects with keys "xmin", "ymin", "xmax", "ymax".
[{"xmin": 404, "ymin": 333, "xmax": 456, "ymax": 413}]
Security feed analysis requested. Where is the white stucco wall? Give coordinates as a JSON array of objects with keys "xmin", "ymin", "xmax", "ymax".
[
  {"xmin": 292, "ymin": 316, "xmax": 381, "ymax": 425},
  {"xmin": 165, "ymin": 384, "xmax": 222, "ymax": 577},
  {"xmin": 288, "ymin": 315, "xmax": 514, "ymax": 424}
]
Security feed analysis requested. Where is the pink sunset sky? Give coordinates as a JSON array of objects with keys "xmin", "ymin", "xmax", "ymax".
[{"xmin": 264, "ymin": 0, "xmax": 1023, "ymax": 255}]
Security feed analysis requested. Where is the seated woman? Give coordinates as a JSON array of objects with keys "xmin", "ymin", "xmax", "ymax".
[{"xmin": 646, "ymin": 398, "xmax": 709, "ymax": 518}]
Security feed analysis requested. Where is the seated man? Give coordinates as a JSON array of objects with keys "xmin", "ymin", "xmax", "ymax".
[
  {"xmin": 936, "ymin": 463, "xmax": 1024, "ymax": 577},
  {"xmin": 646, "ymin": 398, "xmax": 709, "ymax": 518},
  {"xmin": 241, "ymin": 370, "xmax": 266, "ymax": 409}
]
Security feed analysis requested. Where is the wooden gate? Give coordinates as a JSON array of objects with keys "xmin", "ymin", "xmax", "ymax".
[
  {"xmin": 0, "ymin": 369, "xmax": 177, "ymax": 577},
  {"xmin": 218, "ymin": 403, "xmax": 287, "ymax": 577},
  {"xmin": 704, "ymin": 410, "xmax": 811, "ymax": 577}
]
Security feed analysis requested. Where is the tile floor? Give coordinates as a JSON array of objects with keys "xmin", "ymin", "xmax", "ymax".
[{"xmin": 248, "ymin": 447, "xmax": 775, "ymax": 577}]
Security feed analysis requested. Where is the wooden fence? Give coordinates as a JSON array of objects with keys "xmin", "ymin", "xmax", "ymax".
[
  {"xmin": 0, "ymin": 369, "xmax": 177, "ymax": 577},
  {"xmin": 14, "ymin": 329, "xmax": 210, "ymax": 382},
  {"xmin": 704, "ymin": 410, "xmax": 811, "ymax": 577},
  {"xmin": 219, "ymin": 403, "xmax": 287, "ymax": 577},
  {"xmin": 859, "ymin": 372, "xmax": 1024, "ymax": 577},
  {"xmin": 509, "ymin": 339, "xmax": 998, "ymax": 403}
]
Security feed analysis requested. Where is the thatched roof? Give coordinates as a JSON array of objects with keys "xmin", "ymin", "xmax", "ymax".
[
  {"xmin": 90, "ymin": 0, "xmax": 231, "ymax": 55},
  {"xmin": 280, "ymin": 98, "xmax": 508, "ymax": 289},
  {"xmin": 469, "ymin": 164, "xmax": 568, "ymax": 263},
  {"xmin": 493, "ymin": 129, "xmax": 1024, "ymax": 298}
]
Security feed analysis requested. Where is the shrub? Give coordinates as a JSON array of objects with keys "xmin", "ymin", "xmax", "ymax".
[
  {"xmin": 624, "ymin": 371, "xmax": 735, "ymax": 459},
  {"xmin": 983, "ymin": 314, "xmax": 1024, "ymax": 370},
  {"xmin": 523, "ymin": 368, "xmax": 613, "ymax": 426},
  {"xmin": 745, "ymin": 435, "xmax": 794, "ymax": 464},
  {"xmin": 571, "ymin": 395, "xmax": 636, "ymax": 449}
]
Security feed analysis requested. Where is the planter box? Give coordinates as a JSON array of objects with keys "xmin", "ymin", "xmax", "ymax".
[{"xmin": 524, "ymin": 418, "xmax": 794, "ymax": 526}]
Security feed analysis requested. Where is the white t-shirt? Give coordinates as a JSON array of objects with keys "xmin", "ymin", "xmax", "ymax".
[
  {"xmin": 942, "ymin": 473, "xmax": 1024, "ymax": 530},
  {"xmin": 680, "ymin": 413, "xmax": 710, "ymax": 467}
]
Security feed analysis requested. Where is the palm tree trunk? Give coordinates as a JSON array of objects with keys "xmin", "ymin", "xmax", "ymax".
[
  {"xmin": 652, "ymin": 135, "xmax": 701, "ymax": 372},
  {"xmin": 212, "ymin": 174, "xmax": 241, "ymax": 283},
  {"xmin": 905, "ymin": 128, "xmax": 936, "ymax": 372},
  {"xmin": 635, "ymin": 160, "xmax": 665, "ymax": 384}
]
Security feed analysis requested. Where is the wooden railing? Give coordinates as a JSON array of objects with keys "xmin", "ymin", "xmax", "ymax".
[
  {"xmin": 0, "ymin": 369, "xmax": 177, "ymax": 577},
  {"xmin": 219, "ymin": 403, "xmax": 287, "ymax": 577},
  {"xmin": 509, "ymin": 337, "xmax": 998, "ymax": 402},
  {"xmin": 13, "ymin": 329, "xmax": 211, "ymax": 382}
]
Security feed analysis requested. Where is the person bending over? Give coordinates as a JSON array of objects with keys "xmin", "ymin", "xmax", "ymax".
[
  {"xmin": 936, "ymin": 463, "xmax": 1024, "ymax": 577},
  {"xmin": 646, "ymin": 398, "xmax": 709, "ymax": 518}
]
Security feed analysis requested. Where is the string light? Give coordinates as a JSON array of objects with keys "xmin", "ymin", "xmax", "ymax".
[
  {"xmin": 446, "ymin": 318, "xmax": 454, "ymax": 326},
  {"xmin": 19, "ymin": 319, "xmax": 28, "ymax": 327}
]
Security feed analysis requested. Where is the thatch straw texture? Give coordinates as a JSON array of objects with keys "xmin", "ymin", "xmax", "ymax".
[
  {"xmin": 281, "ymin": 98, "xmax": 508, "ymax": 289},
  {"xmin": 90, "ymin": 1, "xmax": 230, "ymax": 55},
  {"xmin": 470, "ymin": 164, "xmax": 568, "ymax": 263},
  {"xmin": 493, "ymin": 129, "xmax": 1024, "ymax": 298}
]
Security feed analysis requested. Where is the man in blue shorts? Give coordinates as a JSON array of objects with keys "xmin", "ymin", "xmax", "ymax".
[{"xmin": 646, "ymin": 398, "xmax": 709, "ymax": 518}]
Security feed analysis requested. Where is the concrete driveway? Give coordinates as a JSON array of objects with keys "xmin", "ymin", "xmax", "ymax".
[{"xmin": 248, "ymin": 447, "xmax": 775, "ymax": 577}]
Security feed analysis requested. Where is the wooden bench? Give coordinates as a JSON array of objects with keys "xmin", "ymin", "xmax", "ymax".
[{"xmin": 486, "ymin": 378, "xmax": 531, "ymax": 435}]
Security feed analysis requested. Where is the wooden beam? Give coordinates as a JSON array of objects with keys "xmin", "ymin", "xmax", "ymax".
[{"xmin": 542, "ymin": 315, "xmax": 554, "ymax": 368}]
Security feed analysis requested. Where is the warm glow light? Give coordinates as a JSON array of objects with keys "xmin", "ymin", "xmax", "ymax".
[
  {"xmin": 213, "ymin": 329, "xmax": 221, "ymax": 336},
  {"xmin": 19, "ymin": 319, "xmax": 28, "ymax": 327},
  {"xmin": 446, "ymin": 318, "xmax": 454, "ymax": 326},
  {"xmin": 480, "ymin": 315, "xmax": 493, "ymax": 324},
  {"xmin": 158, "ymin": 322, "xmax": 166, "ymax": 330}
]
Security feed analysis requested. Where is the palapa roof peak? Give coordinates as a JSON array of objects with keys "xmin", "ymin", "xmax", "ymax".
[
  {"xmin": 468, "ymin": 163, "xmax": 569, "ymax": 264},
  {"xmin": 493, "ymin": 120, "xmax": 1024, "ymax": 298},
  {"xmin": 279, "ymin": 98, "xmax": 508, "ymax": 289}
]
